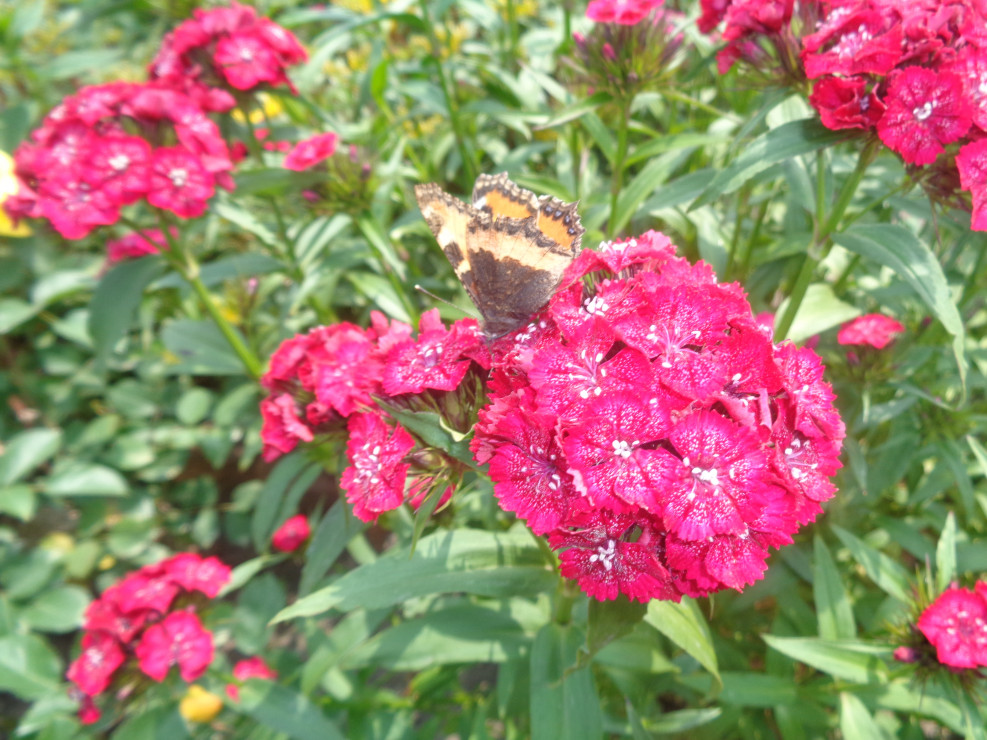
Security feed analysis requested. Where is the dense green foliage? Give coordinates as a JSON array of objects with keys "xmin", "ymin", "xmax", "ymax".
[{"xmin": 1, "ymin": 1, "xmax": 985, "ymax": 738}]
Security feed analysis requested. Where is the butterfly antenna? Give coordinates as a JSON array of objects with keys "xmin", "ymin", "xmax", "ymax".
[{"xmin": 414, "ymin": 284, "xmax": 480, "ymax": 320}]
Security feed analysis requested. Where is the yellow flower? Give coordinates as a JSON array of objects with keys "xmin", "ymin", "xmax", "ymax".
[
  {"xmin": 0, "ymin": 150, "xmax": 30, "ymax": 237},
  {"xmin": 179, "ymin": 685, "xmax": 223, "ymax": 723},
  {"xmin": 231, "ymin": 94, "xmax": 284, "ymax": 124}
]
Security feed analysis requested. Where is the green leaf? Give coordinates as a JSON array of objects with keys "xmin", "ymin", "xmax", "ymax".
[
  {"xmin": 88, "ymin": 256, "xmax": 166, "ymax": 366},
  {"xmin": 834, "ymin": 224, "xmax": 966, "ymax": 386},
  {"xmin": 273, "ymin": 529, "xmax": 553, "ymax": 622},
  {"xmin": 779, "ymin": 283, "xmax": 860, "ymax": 344},
  {"xmin": 0, "ymin": 484, "xmax": 37, "ymax": 521},
  {"xmin": 536, "ymin": 91, "xmax": 613, "ymax": 129},
  {"xmin": 645, "ymin": 599, "xmax": 719, "ymax": 681},
  {"xmin": 813, "ymin": 536, "xmax": 856, "ymax": 640},
  {"xmin": 718, "ymin": 672, "xmax": 798, "ymax": 707},
  {"xmin": 0, "ymin": 297, "xmax": 39, "ymax": 334},
  {"xmin": 153, "ymin": 253, "xmax": 284, "ymax": 290},
  {"xmin": 341, "ymin": 602, "xmax": 531, "ymax": 670},
  {"xmin": 376, "ymin": 402, "xmax": 478, "ymax": 469},
  {"xmin": 236, "ymin": 680, "xmax": 345, "ymax": 740},
  {"xmin": 831, "ymin": 525, "xmax": 911, "ymax": 602},
  {"xmin": 692, "ymin": 119, "xmax": 847, "ymax": 209},
  {"xmin": 161, "ymin": 319, "xmax": 246, "ymax": 376},
  {"xmin": 839, "ymin": 692, "xmax": 891, "ymax": 740},
  {"xmin": 0, "ymin": 428, "xmax": 62, "ymax": 486},
  {"xmin": 250, "ymin": 454, "xmax": 321, "ymax": 551},
  {"xmin": 0, "ymin": 634, "xmax": 62, "ymax": 701},
  {"xmin": 221, "ymin": 555, "xmax": 283, "ymax": 597},
  {"xmin": 19, "ymin": 585, "xmax": 89, "ymax": 633},
  {"xmin": 111, "ymin": 706, "xmax": 190, "ymax": 740},
  {"xmin": 611, "ymin": 154, "xmax": 679, "ymax": 236},
  {"xmin": 957, "ymin": 685, "xmax": 987, "ymax": 740},
  {"xmin": 299, "ymin": 502, "xmax": 366, "ymax": 597},
  {"xmin": 586, "ymin": 597, "xmax": 646, "ymax": 659},
  {"xmin": 762, "ymin": 636, "xmax": 888, "ymax": 684},
  {"xmin": 530, "ymin": 623, "xmax": 603, "ymax": 740},
  {"xmin": 935, "ymin": 512, "xmax": 957, "ymax": 594},
  {"xmin": 44, "ymin": 462, "xmax": 128, "ymax": 497}
]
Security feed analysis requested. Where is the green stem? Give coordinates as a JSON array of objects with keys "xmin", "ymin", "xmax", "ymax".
[
  {"xmin": 158, "ymin": 222, "xmax": 264, "ymax": 380},
  {"xmin": 775, "ymin": 140, "xmax": 879, "ymax": 340},
  {"xmin": 606, "ymin": 95, "xmax": 633, "ymax": 239},
  {"xmin": 419, "ymin": 0, "xmax": 476, "ymax": 185}
]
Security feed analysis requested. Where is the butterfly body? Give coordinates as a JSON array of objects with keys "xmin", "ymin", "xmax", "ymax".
[{"xmin": 415, "ymin": 173, "xmax": 584, "ymax": 337}]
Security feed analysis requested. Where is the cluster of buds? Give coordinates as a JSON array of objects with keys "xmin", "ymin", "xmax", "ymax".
[
  {"xmin": 259, "ymin": 309, "xmax": 490, "ymax": 520},
  {"xmin": 66, "ymin": 553, "xmax": 231, "ymax": 724},
  {"xmin": 472, "ymin": 231, "xmax": 845, "ymax": 602},
  {"xmin": 567, "ymin": 0, "xmax": 686, "ymax": 99}
]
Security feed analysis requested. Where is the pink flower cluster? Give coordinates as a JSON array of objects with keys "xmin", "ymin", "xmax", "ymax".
[
  {"xmin": 701, "ymin": 0, "xmax": 987, "ymax": 231},
  {"xmin": 472, "ymin": 232, "xmax": 844, "ymax": 603},
  {"xmin": 917, "ymin": 582, "xmax": 987, "ymax": 670},
  {"xmin": 4, "ymin": 82, "xmax": 234, "ymax": 240},
  {"xmin": 67, "ymin": 553, "xmax": 231, "ymax": 724},
  {"xmin": 586, "ymin": 0, "xmax": 665, "ymax": 25},
  {"xmin": 149, "ymin": 1, "xmax": 307, "ymax": 113},
  {"xmin": 260, "ymin": 309, "xmax": 489, "ymax": 521}
]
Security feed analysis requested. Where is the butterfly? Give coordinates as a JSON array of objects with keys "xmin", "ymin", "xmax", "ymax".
[{"xmin": 414, "ymin": 173, "xmax": 584, "ymax": 338}]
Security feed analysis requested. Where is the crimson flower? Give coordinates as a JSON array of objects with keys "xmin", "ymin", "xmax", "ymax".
[
  {"xmin": 340, "ymin": 411, "xmax": 416, "ymax": 521},
  {"xmin": 283, "ymin": 132, "xmax": 339, "ymax": 171},
  {"xmin": 271, "ymin": 514, "xmax": 311, "ymax": 552},
  {"xmin": 917, "ymin": 584, "xmax": 987, "ymax": 670},
  {"xmin": 106, "ymin": 229, "xmax": 172, "ymax": 265},
  {"xmin": 956, "ymin": 138, "xmax": 987, "ymax": 231},
  {"xmin": 474, "ymin": 231, "xmax": 844, "ymax": 602},
  {"xmin": 837, "ymin": 313, "xmax": 905, "ymax": 349},
  {"xmin": 876, "ymin": 67, "xmax": 971, "ymax": 166}
]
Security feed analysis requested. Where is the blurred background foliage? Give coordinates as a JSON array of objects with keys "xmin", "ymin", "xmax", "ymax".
[{"xmin": 0, "ymin": 0, "xmax": 986, "ymax": 738}]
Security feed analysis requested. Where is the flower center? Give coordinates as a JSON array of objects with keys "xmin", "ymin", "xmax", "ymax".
[
  {"xmin": 913, "ymin": 101, "xmax": 934, "ymax": 121},
  {"xmin": 168, "ymin": 167, "xmax": 189, "ymax": 188},
  {"xmin": 590, "ymin": 539, "xmax": 618, "ymax": 571},
  {"xmin": 109, "ymin": 153, "xmax": 131, "ymax": 171},
  {"xmin": 611, "ymin": 439, "xmax": 637, "ymax": 459}
]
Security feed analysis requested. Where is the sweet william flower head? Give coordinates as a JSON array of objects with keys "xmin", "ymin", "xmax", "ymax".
[
  {"xmin": 227, "ymin": 656, "xmax": 278, "ymax": 702},
  {"xmin": 474, "ymin": 231, "xmax": 844, "ymax": 603},
  {"xmin": 283, "ymin": 132, "xmax": 339, "ymax": 171},
  {"xmin": 135, "ymin": 609, "xmax": 215, "ymax": 683},
  {"xmin": 837, "ymin": 313, "xmax": 905, "ymax": 349},
  {"xmin": 586, "ymin": 0, "xmax": 664, "ymax": 26}
]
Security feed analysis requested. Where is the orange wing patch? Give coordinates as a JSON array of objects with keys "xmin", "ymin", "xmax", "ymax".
[{"xmin": 536, "ymin": 198, "xmax": 583, "ymax": 253}]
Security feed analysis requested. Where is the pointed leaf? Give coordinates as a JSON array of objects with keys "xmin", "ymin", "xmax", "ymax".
[
  {"xmin": 840, "ymin": 692, "xmax": 890, "ymax": 740},
  {"xmin": 645, "ymin": 598, "xmax": 719, "ymax": 681},
  {"xmin": 832, "ymin": 525, "xmax": 911, "ymax": 602},
  {"xmin": 531, "ymin": 623, "xmax": 603, "ymax": 740},
  {"xmin": 935, "ymin": 512, "xmax": 957, "ymax": 593},
  {"xmin": 763, "ymin": 636, "xmax": 888, "ymax": 684},
  {"xmin": 236, "ymin": 681, "xmax": 345, "ymax": 740},
  {"xmin": 88, "ymin": 256, "xmax": 166, "ymax": 366},
  {"xmin": 813, "ymin": 536, "xmax": 856, "ymax": 640},
  {"xmin": 0, "ymin": 428, "xmax": 62, "ymax": 486}
]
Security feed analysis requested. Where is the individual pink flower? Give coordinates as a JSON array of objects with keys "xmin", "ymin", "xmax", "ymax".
[
  {"xmin": 283, "ymin": 132, "xmax": 339, "ymax": 171},
  {"xmin": 271, "ymin": 514, "xmax": 311, "ymax": 552},
  {"xmin": 382, "ymin": 311, "xmax": 484, "ymax": 395},
  {"xmin": 802, "ymin": 8, "xmax": 903, "ymax": 80},
  {"xmin": 837, "ymin": 314, "xmax": 905, "ymax": 349},
  {"xmin": 66, "ymin": 631, "xmax": 126, "ymax": 696},
  {"xmin": 876, "ymin": 67, "xmax": 971, "ymax": 166},
  {"xmin": 135, "ymin": 610, "xmax": 215, "ymax": 682},
  {"xmin": 226, "ymin": 656, "xmax": 279, "ymax": 702},
  {"xmin": 162, "ymin": 553, "xmax": 232, "ymax": 598},
  {"xmin": 340, "ymin": 411, "xmax": 416, "ymax": 522},
  {"xmin": 917, "ymin": 585, "xmax": 987, "ymax": 669},
  {"xmin": 586, "ymin": 0, "xmax": 664, "ymax": 25}
]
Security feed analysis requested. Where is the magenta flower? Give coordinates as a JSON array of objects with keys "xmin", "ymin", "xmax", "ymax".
[
  {"xmin": 66, "ymin": 631, "xmax": 126, "ymax": 696},
  {"xmin": 837, "ymin": 314, "xmax": 905, "ymax": 349},
  {"xmin": 586, "ymin": 0, "xmax": 664, "ymax": 26},
  {"xmin": 917, "ymin": 584, "xmax": 987, "ymax": 670},
  {"xmin": 802, "ymin": 8, "xmax": 902, "ymax": 80},
  {"xmin": 382, "ymin": 311, "xmax": 483, "ymax": 395},
  {"xmin": 473, "ymin": 231, "xmax": 844, "ymax": 602},
  {"xmin": 135, "ymin": 610, "xmax": 215, "ymax": 682},
  {"xmin": 877, "ymin": 67, "xmax": 971, "ymax": 166},
  {"xmin": 283, "ymin": 132, "xmax": 339, "ymax": 171},
  {"xmin": 271, "ymin": 514, "xmax": 311, "ymax": 552},
  {"xmin": 340, "ymin": 411, "xmax": 416, "ymax": 521},
  {"xmin": 810, "ymin": 75, "xmax": 886, "ymax": 131},
  {"xmin": 260, "ymin": 393, "xmax": 316, "ymax": 461},
  {"xmin": 162, "ymin": 553, "xmax": 232, "ymax": 598},
  {"xmin": 106, "ymin": 229, "xmax": 171, "ymax": 265}
]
